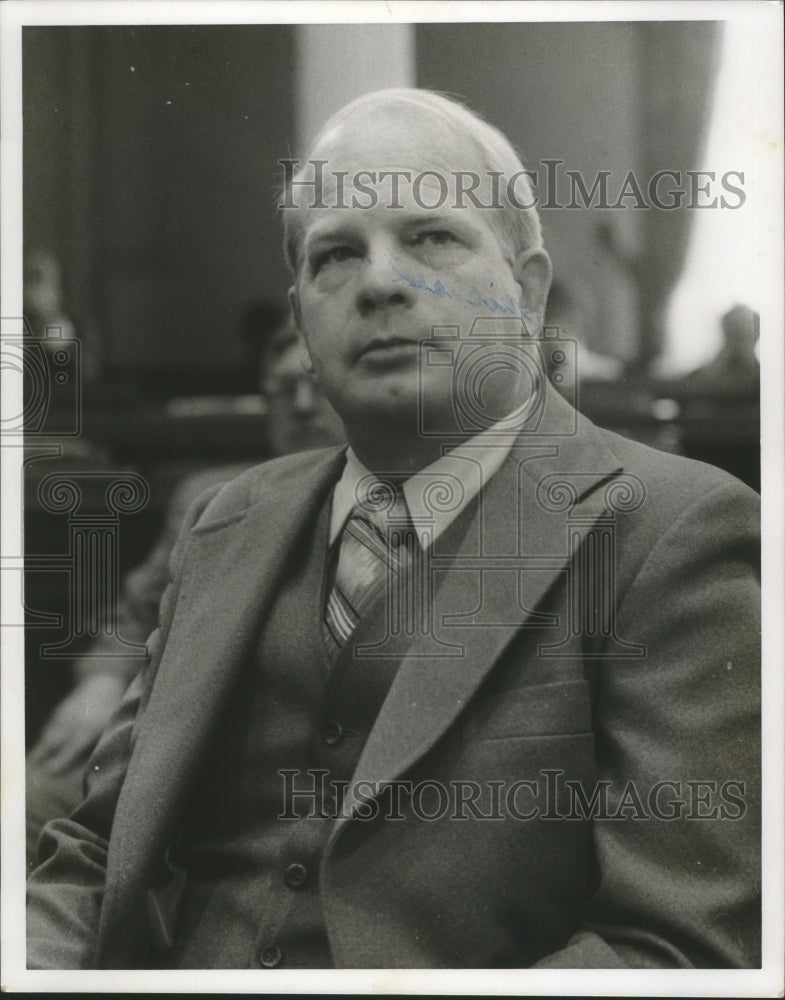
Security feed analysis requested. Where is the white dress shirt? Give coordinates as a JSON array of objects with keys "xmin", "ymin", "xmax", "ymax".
[{"xmin": 328, "ymin": 422, "xmax": 520, "ymax": 550}]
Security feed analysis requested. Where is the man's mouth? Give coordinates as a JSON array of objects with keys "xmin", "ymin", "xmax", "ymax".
[{"xmin": 359, "ymin": 337, "xmax": 420, "ymax": 359}]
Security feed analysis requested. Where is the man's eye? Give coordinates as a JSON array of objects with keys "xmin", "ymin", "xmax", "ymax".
[
  {"xmin": 410, "ymin": 231, "xmax": 458, "ymax": 248},
  {"xmin": 313, "ymin": 246, "xmax": 361, "ymax": 272}
]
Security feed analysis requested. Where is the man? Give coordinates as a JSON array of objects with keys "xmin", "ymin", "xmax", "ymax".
[{"xmin": 27, "ymin": 89, "xmax": 760, "ymax": 970}]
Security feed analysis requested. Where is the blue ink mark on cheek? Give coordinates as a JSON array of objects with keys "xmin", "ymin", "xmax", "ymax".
[
  {"xmin": 388, "ymin": 259, "xmax": 454, "ymax": 298},
  {"xmin": 386, "ymin": 258, "xmax": 541, "ymax": 320}
]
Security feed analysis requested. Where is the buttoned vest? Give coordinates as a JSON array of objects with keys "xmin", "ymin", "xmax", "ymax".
[{"xmin": 163, "ymin": 488, "xmax": 477, "ymax": 969}]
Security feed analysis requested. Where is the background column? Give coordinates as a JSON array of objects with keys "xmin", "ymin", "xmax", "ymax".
[{"xmin": 294, "ymin": 23, "xmax": 415, "ymax": 155}]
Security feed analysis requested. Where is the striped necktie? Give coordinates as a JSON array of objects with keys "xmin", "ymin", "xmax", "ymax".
[{"xmin": 323, "ymin": 484, "xmax": 413, "ymax": 655}]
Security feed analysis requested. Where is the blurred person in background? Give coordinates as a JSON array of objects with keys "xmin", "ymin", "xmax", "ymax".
[
  {"xmin": 24, "ymin": 249, "xmax": 103, "ymax": 383},
  {"xmin": 677, "ymin": 303, "xmax": 760, "ymax": 397},
  {"xmin": 23, "ymin": 250, "xmax": 77, "ymax": 343},
  {"xmin": 26, "ymin": 305, "xmax": 344, "ymax": 868},
  {"xmin": 256, "ymin": 317, "xmax": 347, "ymax": 457},
  {"xmin": 661, "ymin": 303, "xmax": 760, "ymax": 493}
]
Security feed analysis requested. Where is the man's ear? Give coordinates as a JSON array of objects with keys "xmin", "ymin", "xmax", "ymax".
[
  {"xmin": 288, "ymin": 285, "xmax": 315, "ymax": 374},
  {"xmin": 513, "ymin": 248, "xmax": 552, "ymax": 332},
  {"xmin": 299, "ymin": 348, "xmax": 315, "ymax": 375},
  {"xmin": 288, "ymin": 285, "xmax": 302, "ymax": 328}
]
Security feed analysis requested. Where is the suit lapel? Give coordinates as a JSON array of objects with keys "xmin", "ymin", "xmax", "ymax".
[
  {"xmin": 330, "ymin": 402, "xmax": 625, "ymax": 832},
  {"xmin": 102, "ymin": 448, "xmax": 346, "ymax": 924}
]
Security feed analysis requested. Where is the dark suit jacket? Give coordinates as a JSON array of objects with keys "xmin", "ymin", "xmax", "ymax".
[{"xmin": 27, "ymin": 392, "xmax": 760, "ymax": 968}]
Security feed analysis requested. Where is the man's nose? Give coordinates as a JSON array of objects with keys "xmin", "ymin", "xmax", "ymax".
[{"xmin": 354, "ymin": 242, "xmax": 415, "ymax": 316}]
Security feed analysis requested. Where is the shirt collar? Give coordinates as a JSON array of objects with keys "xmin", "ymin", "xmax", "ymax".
[{"xmin": 329, "ymin": 421, "xmax": 519, "ymax": 550}]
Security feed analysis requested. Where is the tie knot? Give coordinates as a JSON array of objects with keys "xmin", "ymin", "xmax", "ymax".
[{"xmin": 353, "ymin": 478, "xmax": 412, "ymax": 548}]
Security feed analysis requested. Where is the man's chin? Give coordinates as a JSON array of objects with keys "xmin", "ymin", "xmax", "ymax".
[{"xmin": 345, "ymin": 383, "xmax": 422, "ymax": 420}]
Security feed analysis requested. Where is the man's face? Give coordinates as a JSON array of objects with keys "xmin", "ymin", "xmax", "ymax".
[
  {"xmin": 261, "ymin": 338, "xmax": 345, "ymax": 457},
  {"xmin": 290, "ymin": 113, "xmax": 547, "ymax": 435}
]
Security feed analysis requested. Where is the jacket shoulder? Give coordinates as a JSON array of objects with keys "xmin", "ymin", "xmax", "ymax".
[
  {"xmin": 188, "ymin": 446, "xmax": 346, "ymax": 527},
  {"xmin": 589, "ymin": 421, "xmax": 759, "ymax": 511}
]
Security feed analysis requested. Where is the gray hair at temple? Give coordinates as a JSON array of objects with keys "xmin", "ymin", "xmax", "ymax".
[{"xmin": 282, "ymin": 88, "xmax": 544, "ymax": 275}]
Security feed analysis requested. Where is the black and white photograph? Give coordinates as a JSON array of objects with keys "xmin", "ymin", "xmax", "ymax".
[{"xmin": 1, "ymin": 0, "xmax": 782, "ymax": 993}]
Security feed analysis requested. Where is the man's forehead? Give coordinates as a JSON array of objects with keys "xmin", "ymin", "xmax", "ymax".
[
  {"xmin": 310, "ymin": 107, "xmax": 486, "ymax": 178},
  {"xmin": 292, "ymin": 115, "xmax": 505, "ymax": 227}
]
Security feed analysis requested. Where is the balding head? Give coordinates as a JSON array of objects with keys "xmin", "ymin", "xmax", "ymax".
[{"xmin": 282, "ymin": 88, "xmax": 543, "ymax": 276}]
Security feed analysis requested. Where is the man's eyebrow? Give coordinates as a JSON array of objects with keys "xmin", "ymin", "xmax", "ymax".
[
  {"xmin": 303, "ymin": 222, "xmax": 361, "ymax": 252},
  {"xmin": 404, "ymin": 213, "xmax": 480, "ymax": 234},
  {"xmin": 302, "ymin": 211, "xmax": 483, "ymax": 255}
]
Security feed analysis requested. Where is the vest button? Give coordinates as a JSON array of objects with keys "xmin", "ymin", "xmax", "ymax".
[
  {"xmin": 322, "ymin": 721, "xmax": 344, "ymax": 746},
  {"xmin": 283, "ymin": 862, "xmax": 308, "ymax": 889},
  {"xmin": 260, "ymin": 945, "xmax": 282, "ymax": 968}
]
